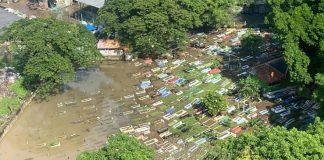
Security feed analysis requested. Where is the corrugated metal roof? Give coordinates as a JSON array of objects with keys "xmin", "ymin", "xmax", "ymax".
[{"xmin": 75, "ymin": 0, "xmax": 105, "ymax": 8}]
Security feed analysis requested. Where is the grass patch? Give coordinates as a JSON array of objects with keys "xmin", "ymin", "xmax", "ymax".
[
  {"xmin": 0, "ymin": 120, "xmax": 5, "ymax": 126},
  {"xmin": 189, "ymin": 123, "xmax": 206, "ymax": 137},
  {"xmin": 182, "ymin": 116, "xmax": 198, "ymax": 126},
  {"xmin": 0, "ymin": 97, "xmax": 21, "ymax": 115},
  {"xmin": 158, "ymin": 105, "xmax": 169, "ymax": 111},
  {"xmin": 149, "ymin": 110, "xmax": 162, "ymax": 117},
  {"xmin": 9, "ymin": 79, "xmax": 28, "ymax": 98}
]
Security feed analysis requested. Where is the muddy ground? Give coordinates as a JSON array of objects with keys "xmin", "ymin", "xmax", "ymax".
[{"xmin": 0, "ymin": 61, "xmax": 139, "ymax": 160}]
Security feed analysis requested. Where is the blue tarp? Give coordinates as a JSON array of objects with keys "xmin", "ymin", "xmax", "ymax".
[
  {"xmin": 140, "ymin": 81, "xmax": 151, "ymax": 89},
  {"xmin": 158, "ymin": 87, "xmax": 171, "ymax": 97},
  {"xmin": 175, "ymin": 78, "xmax": 186, "ymax": 86},
  {"xmin": 164, "ymin": 107, "xmax": 175, "ymax": 115},
  {"xmin": 161, "ymin": 91, "xmax": 171, "ymax": 97},
  {"xmin": 86, "ymin": 23, "xmax": 96, "ymax": 31},
  {"xmin": 158, "ymin": 87, "xmax": 167, "ymax": 93}
]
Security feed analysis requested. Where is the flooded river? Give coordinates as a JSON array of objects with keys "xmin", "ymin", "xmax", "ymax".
[{"xmin": 0, "ymin": 61, "xmax": 139, "ymax": 160}]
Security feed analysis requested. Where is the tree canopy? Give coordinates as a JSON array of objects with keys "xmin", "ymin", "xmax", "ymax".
[
  {"xmin": 97, "ymin": 0, "xmax": 243, "ymax": 57},
  {"xmin": 240, "ymin": 33, "xmax": 264, "ymax": 55},
  {"xmin": 204, "ymin": 118, "xmax": 324, "ymax": 160},
  {"xmin": 202, "ymin": 92, "xmax": 228, "ymax": 116},
  {"xmin": 266, "ymin": 1, "xmax": 323, "ymax": 82},
  {"xmin": 77, "ymin": 134, "xmax": 155, "ymax": 160},
  {"xmin": 1, "ymin": 18, "xmax": 102, "ymax": 98},
  {"xmin": 266, "ymin": 0, "xmax": 324, "ymax": 116},
  {"xmin": 238, "ymin": 76, "xmax": 262, "ymax": 100}
]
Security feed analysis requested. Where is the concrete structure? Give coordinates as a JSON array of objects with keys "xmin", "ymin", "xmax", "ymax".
[
  {"xmin": 74, "ymin": 0, "xmax": 105, "ymax": 8},
  {"xmin": 52, "ymin": 0, "xmax": 73, "ymax": 8},
  {"xmin": 71, "ymin": 0, "xmax": 105, "ymax": 23},
  {"xmin": 26, "ymin": 0, "xmax": 73, "ymax": 9},
  {"xmin": 255, "ymin": 58, "xmax": 288, "ymax": 84},
  {"xmin": 97, "ymin": 39, "xmax": 125, "ymax": 60},
  {"xmin": 0, "ymin": 7, "xmax": 21, "ymax": 30}
]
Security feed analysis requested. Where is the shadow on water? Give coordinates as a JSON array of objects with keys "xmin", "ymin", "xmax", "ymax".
[{"xmin": 64, "ymin": 67, "xmax": 115, "ymax": 93}]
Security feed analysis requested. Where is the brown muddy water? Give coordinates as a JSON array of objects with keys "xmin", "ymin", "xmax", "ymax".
[{"xmin": 0, "ymin": 61, "xmax": 139, "ymax": 160}]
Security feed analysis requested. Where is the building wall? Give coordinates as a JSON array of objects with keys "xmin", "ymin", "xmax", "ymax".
[
  {"xmin": 41, "ymin": 0, "xmax": 73, "ymax": 9},
  {"xmin": 60, "ymin": 0, "xmax": 73, "ymax": 7},
  {"xmin": 99, "ymin": 49, "xmax": 124, "ymax": 60}
]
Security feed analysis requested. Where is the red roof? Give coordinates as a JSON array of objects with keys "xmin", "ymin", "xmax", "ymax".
[
  {"xmin": 223, "ymin": 35, "xmax": 231, "ymax": 40},
  {"xmin": 255, "ymin": 58, "xmax": 287, "ymax": 84},
  {"xmin": 208, "ymin": 68, "xmax": 221, "ymax": 74},
  {"xmin": 168, "ymin": 77, "xmax": 179, "ymax": 83},
  {"xmin": 230, "ymin": 126, "xmax": 242, "ymax": 134},
  {"xmin": 144, "ymin": 58, "xmax": 153, "ymax": 65},
  {"xmin": 97, "ymin": 39, "xmax": 120, "ymax": 49}
]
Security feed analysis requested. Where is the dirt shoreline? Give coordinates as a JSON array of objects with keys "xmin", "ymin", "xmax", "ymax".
[{"xmin": 0, "ymin": 93, "xmax": 36, "ymax": 142}]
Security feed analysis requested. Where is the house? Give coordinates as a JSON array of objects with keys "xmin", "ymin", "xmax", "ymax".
[
  {"xmin": 97, "ymin": 39, "xmax": 129, "ymax": 60},
  {"xmin": 26, "ymin": 0, "xmax": 74, "ymax": 9},
  {"xmin": 72, "ymin": 0, "xmax": 106, "ymax": 23},
  {"xmin": 230, "ymin": 126, "xmax": 243, "ymax": 135},
  {"xmin": 254, "ymin": 57, "xmax": 288, "ymax": 84}
]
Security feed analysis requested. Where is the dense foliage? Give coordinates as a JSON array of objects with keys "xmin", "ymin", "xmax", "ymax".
[
  {"xmin": 204, "ymin": 118, "xmax": 324, "ymax": 160},
  {"xmin": 77, "ymin": 134, "xmax": 155, "ymax": 160},
  {"xmin": 1, "ymin": 18, "xmax": 102, "ymax": 98},
  {"xmin": 202, "ymin": 92, "xmax": 228, "ymax": 116},
  {"xmin": 266, "ymin": 0, "xmax": 324, "ymax": 115},
  {"xmin": 238, "ymin": 76, "xmax": 262, "ymax": 100},
  {"xmin": 9, "ymin": 79, "xmax": 28, "ymax": 98},
  {"xmin": 97, "ymin": 0, "xmax": 244, "ymax": 57},
  {"xmin": 0, "ymin": 79, "xmax": 27, "ymax": 115},
  {"xmin": 241, "ymin": 33, "xmax": 264, "ymax": 55},
  {"xmin": 0, "ymin": 97, "xmax": 20, "ymax": 115}
]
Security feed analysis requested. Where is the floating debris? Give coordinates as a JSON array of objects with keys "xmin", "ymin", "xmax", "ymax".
[
  {"xmin": 49, "ymin": 141, "xmax": 61, "ymax": 148},
  {"xmin": 83, "ymin": 105, "xmax": 95, "ymax": 110},
  {"xmin": 57, "ymin": 102, "xmax": 63, "ymax": 108},
  {"xmin": 81, "ymin": 98, "xmax": 92, "ymax": 103},
  {"xmin": 64, "ymin": 101, "xmax": 77, "ymax": 106},
  {"xmin": 124, "ymin": 94, "xmax": 135, "ymax": 99}
]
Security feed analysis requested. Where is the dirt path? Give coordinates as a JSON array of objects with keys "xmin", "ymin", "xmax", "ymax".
[{"xmin": 0, "ymin": 62, "xmax": 139, "ymax": 160}]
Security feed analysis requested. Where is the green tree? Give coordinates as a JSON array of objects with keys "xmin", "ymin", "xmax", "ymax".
[
  {"xmin": 212, "ymin": 59, "xmax": 222, "ymax": 68},
  {"xmin": 97, "ymin": 0, "xmax": 241, "ymax": 57},
  {"xmin": 77, "ymin": 134, "xmax": 155, "ymax": 160},
  {"xmin": 104, "ymin": 134, "xmax": 154, "ymax": 160},
  {"xmin": 1, "ymin": 18, "xmax": 102, "ymax": 98},
  {"xmin": 235, "ymin": 147, "xmax": 263, "ymax": 160},
  {"xmin": 77, "ymin": 150, "xmax": 106, "ymax": 160},
  {"xmin": 23, "ymin": 53, "xmax": 75, "ymax": 97},
  {"xmin": 238, "ymin": 76, "xmax": 262, "ymax": 100},
  {"xmin": 266, "ymin": 0, "xmax": 324, "ymax": 110},
  {"xmin": 0, "ymin": 97, "xmax": 21, "ymax": 115},
  {"xmin": 202, "ymin": 92, "xmax": 228, "ymax": 116},
  {"xmin": 306, "ymin": 117, "xmax": 324, "ymax": 145},
  {"xmin": 204, "ymin": 122, "xmax": 324, "ymax": 160},
  {"xmin": 240, "ymin": 33, "xmax": 264, "ymax": 55},
  {"xmin": 8, "ymin": 78, "xmax": 28, "ymax": 98},
  {"xmin": 313, "ymin": 74, "xmax": 324, "ymax": 117}
]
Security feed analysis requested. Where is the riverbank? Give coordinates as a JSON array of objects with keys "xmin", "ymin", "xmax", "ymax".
[{"xmin": 0, "ymin": 92, "xmax": 35, "ymax": 142}]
